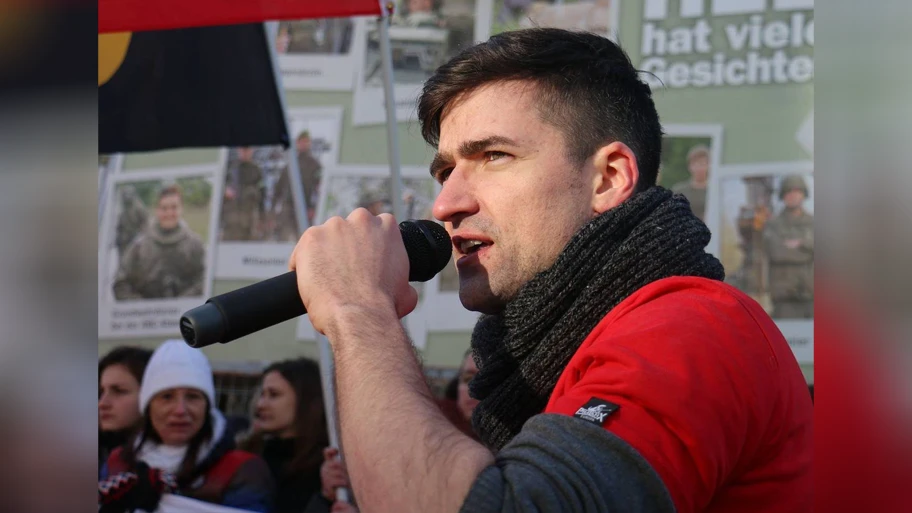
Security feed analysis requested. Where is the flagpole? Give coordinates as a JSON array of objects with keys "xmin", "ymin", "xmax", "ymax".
[
  {"xmin": 262, "ymin": 20, "xmax": 351, "ymax": 504},
  {"xmin": 377, "ymin": 1, "xmax": 405, "ymax": 223},
  {"xmin": 262, "ymin": 21, "xmax": 310, "ymax": 237}
]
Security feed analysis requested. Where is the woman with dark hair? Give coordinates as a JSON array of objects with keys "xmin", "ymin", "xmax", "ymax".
[
  {"xmin": 98, "ymin": 340, "xmax": 274, "ymax": 513},
  {"xmin": 99, "ymin": 346, "xmax": 153, "ymax": 473},
  {"xmin": 243, "ymin": 357, "xmax": 330, "ymax": 513},
  {"xmin": 438, "ymin": 349, "xmax": 480, "ymax": 441}
]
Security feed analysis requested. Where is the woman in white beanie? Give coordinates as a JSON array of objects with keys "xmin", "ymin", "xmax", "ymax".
[{"xmin": 99, "ymin": 340, "xmax": 275, "ymax": 513}]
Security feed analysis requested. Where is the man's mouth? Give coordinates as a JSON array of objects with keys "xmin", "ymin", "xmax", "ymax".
[
  {"xmin": 453, "ymin": 234, "xmax": 493, "ymax": 257},
  {"xmin": 459, "ymin": 240, "xmax": 490, "ymax": 255}
]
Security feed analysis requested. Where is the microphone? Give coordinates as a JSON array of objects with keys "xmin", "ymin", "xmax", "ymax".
[{"xmin": 180, "ymin": 219, "xmax": 451, "ymax": 348}]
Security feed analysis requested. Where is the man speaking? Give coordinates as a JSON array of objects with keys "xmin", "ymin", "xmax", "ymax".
[{"xmin": 289, "ymin": 28, "xmax": 812, "ymax": 513}]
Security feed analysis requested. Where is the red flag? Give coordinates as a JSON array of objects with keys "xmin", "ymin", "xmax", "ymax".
[{"xmin": 99, "ymin": 0, "xmax": 381, "ymax": 33}]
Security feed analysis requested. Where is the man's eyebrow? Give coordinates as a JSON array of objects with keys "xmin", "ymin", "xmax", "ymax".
[
  {"xmin": 429, "ymin": 136, "xmax": 519, "ymax": 178},
  {"xmin": 430, "ymin": 151, "xmax": 452, "ymax": 179},
  {"xmin": 458, "ymin": 135, "xmax": 518, "ymax": 158}
]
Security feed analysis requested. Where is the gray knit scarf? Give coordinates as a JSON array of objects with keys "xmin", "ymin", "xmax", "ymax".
[{"xmin": 469, "ymin": 186, "xmax": 725, "ymax": 451}]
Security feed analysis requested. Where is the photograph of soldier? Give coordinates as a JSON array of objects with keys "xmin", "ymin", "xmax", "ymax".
[
  {"xmin": 296, "ymin": 131, "xmax": 323, "ymax": 226},
  {"xmin": 276, "ymin": 18, "xmax": 354, "ymax": 55},
  {"xmin": 658, "ymin": 137, "xmax": 712, "ymax": 221},
  {"xmin": 219, "ymin": 146, "xmax": 300, "ymax": 242},
  {"xmin": 719, "ymin": 173, "xmax": 814, "ymax": 319},
  {"xmin": 320, "ymin": 174, "xmax": 436, "ymax": 223},
  {"xmin": 363, "ymin": 0, "xmax": 477, "ymax": 86},
  {"xmin": 112, "ymin": 181, "xmax": 209, "ymax": 301},
  {"xmin": 493, "ymin": 0, "xmax": 617, "ymax": 38},
  {"xmin": 764, "ymin": 175, "xmax": 814, "ymax": 319}
]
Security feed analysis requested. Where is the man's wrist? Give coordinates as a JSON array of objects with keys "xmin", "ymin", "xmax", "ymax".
[{"xmin": 323, "ymin": 299, "xmax": 402, "ymax": 348}]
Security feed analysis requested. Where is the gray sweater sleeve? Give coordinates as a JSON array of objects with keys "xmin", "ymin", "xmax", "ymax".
[{"xmin": 459, "ymin": 414, "xmax": 676, "ymax": 513}]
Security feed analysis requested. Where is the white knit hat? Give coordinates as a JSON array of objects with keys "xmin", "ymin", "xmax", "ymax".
[{"xmin": 139, "ymin": 339, "xmax": 216, "ymax": 414}]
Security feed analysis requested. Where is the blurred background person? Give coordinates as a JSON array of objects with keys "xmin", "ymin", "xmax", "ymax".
[
  {"xmin": 276, "ymin": 24, "xmax": 292, "ymax": 53},
  {"xmin": 320, "ymin": 447, "xmax": 356, "ymax": 513},
  {"xmin": 438, "ymin": 349, "xmax": 480, "ymax": 441},
  {"xmin": 99, "ymin": 340, "xmax": 274, "ymax": 513},
  {"xmin": 113, "ymin": 183, "xmax": 205, "ymax": 300},
  {"xmin": 243, "ymin": 358, "xmax": 330, "ymax": 513},
  {"xmin": 98, "ymin": 346, "xmax": 153, "ymax": 474},
  {"xmin": 672, "ymin": 144, "xmax": 710, "ymax": 221},
  {"xmin": 764, "ymin": 175, "xmax": 814, "ymax": 319}
]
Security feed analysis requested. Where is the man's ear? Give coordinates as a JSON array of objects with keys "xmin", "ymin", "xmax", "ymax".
[{"xmin": 590, "ymin": 141, "xmax": 639, "ymax": 214}]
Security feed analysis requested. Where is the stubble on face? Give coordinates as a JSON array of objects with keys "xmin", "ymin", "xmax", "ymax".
[{"xmin": 436, "ymin": 82, "xmax": 594, "ymax": 314}]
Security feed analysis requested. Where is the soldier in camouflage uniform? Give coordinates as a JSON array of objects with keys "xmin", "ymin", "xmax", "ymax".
[
  {"xmin": 113, "ymin": 184, "xmax": 206, "ymax": 300},
  {"xmin": 221, "ymin": 147, "xmax": 264, "ymax": 241},
  {"xmin": 115, "ymin": 185, "xmax": 149, "ymax": 255},
  {"xmin": 671, "ymin": 144, "xmax": 710, "ymax": 221},
  {"xmin": 763, "ymin": 175, "xmax": 814, "ymax": 319}
]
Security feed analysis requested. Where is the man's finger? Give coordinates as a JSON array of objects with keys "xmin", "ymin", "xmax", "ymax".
[
  {"xmin": 288, "ymin": 244, "xmax": 297, "ymax": 272},
  {"xmin": 347, "ymin": 206, "xmax": 375, "ymax": 222}
]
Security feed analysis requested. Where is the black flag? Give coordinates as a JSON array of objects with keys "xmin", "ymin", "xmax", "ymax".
[{"xmin": 99, "ymin": 23, "xmax": 289, "ymax": 153}]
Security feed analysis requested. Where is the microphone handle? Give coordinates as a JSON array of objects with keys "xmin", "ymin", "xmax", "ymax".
[
  {"xmin": 180, "ymin": 218, "xmax": 452, "ymax": 348},
  {"xmin": 181, "ymin": 271, "xmax": 304, "ymax": 348}
]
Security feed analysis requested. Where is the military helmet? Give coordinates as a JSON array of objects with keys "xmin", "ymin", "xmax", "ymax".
[{"xmin": 779, "ymin": 175, "xmax": 809, "ymax": 200}]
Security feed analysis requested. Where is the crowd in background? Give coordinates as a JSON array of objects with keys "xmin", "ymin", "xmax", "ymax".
[
  {"xmin": 98, "ymin": 341, "xmax": 479, "ymax": 513},
  {"xmin": 98, "ymin": 337, "xmax": 812, "ymax": 512}
]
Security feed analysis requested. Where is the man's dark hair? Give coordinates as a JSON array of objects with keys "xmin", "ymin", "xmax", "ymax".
[{"xmin": 418, "ymin": 28, "xmax": 663, "ymax": 191}]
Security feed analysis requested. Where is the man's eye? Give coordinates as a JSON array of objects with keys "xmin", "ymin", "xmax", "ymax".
[
  {"xmin": 436, "ymin": 168, "xmax": 453, "ymax": 184},
  {"xmin": 486, "ymin": 151, "xmax": 508, "ymax": 161}
]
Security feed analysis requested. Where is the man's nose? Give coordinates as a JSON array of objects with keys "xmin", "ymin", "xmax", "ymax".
[{"xmin": 433, "ymin": 167, "xmax": 478, "ymax": 224}]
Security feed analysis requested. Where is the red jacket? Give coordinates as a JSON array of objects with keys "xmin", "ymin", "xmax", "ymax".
[{"xmin": 545, "ymin": 276, "xmax": 813, "ymax": 513}]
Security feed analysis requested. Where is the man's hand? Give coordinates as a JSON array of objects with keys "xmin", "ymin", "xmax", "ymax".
[{"xmin": 288, "ymin": 209, "xmax": 418, "ymax": 337}]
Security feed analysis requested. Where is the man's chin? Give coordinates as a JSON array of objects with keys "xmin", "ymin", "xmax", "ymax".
[{"xmin": 458, "ymin": 285, "xmax": 506, "ymax": 315}]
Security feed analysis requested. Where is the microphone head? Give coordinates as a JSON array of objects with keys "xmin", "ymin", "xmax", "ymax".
[{"xmin": 400, "ymin": 219, "xmax": 452, "ymax": 282}]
